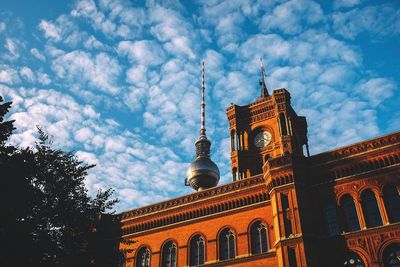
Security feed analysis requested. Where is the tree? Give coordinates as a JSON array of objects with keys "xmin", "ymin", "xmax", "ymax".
[
  {"xmin": 0, "ymin": 96, "xmax": 35, "ymax": 266},
  {"xmin": 0, "ymin": 96, "xmax": 123, "ymax": 267},
  {"xmin": 0, "ymin": 96, "xmax": 14, "ymax": 144}
]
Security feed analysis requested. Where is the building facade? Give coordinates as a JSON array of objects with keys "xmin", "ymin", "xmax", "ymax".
[{"xmin": 118, "ymin": 73, "xmax": 400, "ymax": 267}]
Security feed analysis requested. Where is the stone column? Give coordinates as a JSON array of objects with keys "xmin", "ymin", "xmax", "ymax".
[
  {"xmin": 377, "ymin": 192, "xmax": 390, "ymax": 225},
  {"xmin": 355, "ymin": 197, "xmax": 366, "ymax": 229}
]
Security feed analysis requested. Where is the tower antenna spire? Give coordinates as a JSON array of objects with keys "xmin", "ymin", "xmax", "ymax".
[
  {"xmin": 259, "ymin": 58, "xmax": 269, "ymax": 98},
  {"xmin": 185, "ymin": 61, "xmax": 220, "ymax": 191},
  {"xmin": 200, "ymin": 61, "xmax": 206, "ymax": 137}
]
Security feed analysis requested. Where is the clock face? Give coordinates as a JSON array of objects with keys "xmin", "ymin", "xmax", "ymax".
[{"xmin": 254, "ymin": 131, "xmax": 272, "ymax": 148}]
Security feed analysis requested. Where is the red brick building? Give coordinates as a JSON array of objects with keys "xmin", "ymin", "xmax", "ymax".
[{"xmin": 118, "ymin": 64, "xmax": 400, "ymax": 267}]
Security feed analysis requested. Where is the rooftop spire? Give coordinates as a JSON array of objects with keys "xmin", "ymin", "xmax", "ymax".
[
  {"xmin": 200, "ymin": 61, "xmax": 206, "ymax": 137},
  {"xmin": 259, "ymin": 58, "xmax": 269, "ymax": 98}
]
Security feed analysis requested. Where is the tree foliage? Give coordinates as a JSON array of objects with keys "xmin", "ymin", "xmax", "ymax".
[
  {"xmin": 0, "ymin": 96, "xmax": 15, "ymax": 144},
  {"xmin": 0, "ymin": 96, "xmax": 124, "ymax": 267}
]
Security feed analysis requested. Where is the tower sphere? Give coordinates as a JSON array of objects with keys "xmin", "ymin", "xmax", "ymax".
[{"xmin": 186, "ymin": 137, "xmax": 220, "ymax": 191}]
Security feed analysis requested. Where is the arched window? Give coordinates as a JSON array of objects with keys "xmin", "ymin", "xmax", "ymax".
[
  {"xmin": 340, "ymin": 195, "xmax": 360, "ymax": 232},
  {"xmin": 382, "ymin": 243, "xmax": 400, "ymax": 267},
  {"xmin": 243, "ymin": 131, "xmax": 248, "ymax": 150},
  {"xmin": 383, "ymin": 184, "xmax": 400, "ymax": 223},
  {"xmin": 232, "ymin": 167, "xmax": 238, "ymax": 181},
  {"xmin": 279, "ymin": 113, "xmax": 288, "ymax": 136},
  {"xmin": 250, "ymin": 221, "xmax": 268, "ymax": 254},
  {"xmin": 342, "ymin": 252, "xmax": 365, "ymax": 266},
  {"xmin": 219, "ymin": 228, "xmax": 235, "ymax": 260},
  {"xmin": 360, "ymin": 189, "xmax": 383, "ymax": 227},
  {"xmin": 322, "ymin": 200, "xmax": 341, "ymax": 236},
  {"xmin": 161, "ymin": 241, "xmax": 177, "ymax": 267},
  {"xmin": 230, "ymin": 130, "xmax": 236, "ymax": 151},
  {"xmin": 281, "ymin": 194, "xmax": 293, "ymax": 236},
  {"xmin": 189, "ymin": 235, "xmax": 205, "ymax": 266},
  {"xmin": 136, "ymin": 247, "xmax": 151, "ymax": 267}
]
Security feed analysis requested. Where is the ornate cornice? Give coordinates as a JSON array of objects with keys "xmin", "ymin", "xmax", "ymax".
[
  {"xmin": 309, "ymin": 131, "xmax": 400, "ymax": 165},
  {"xmin": 123, "ymin": 200, "xmax": 269, "ymax": 238},
  {"xmin": 343, "ymin": 222, "xmax": 400, "ymax": 239},
  {"xmin": 119, "ymin": 175, "xmax": 265, "ymax": 221}
]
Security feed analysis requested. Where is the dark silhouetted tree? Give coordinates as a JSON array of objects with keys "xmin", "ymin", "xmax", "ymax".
[
  {"xmin": 0, "ymin": 96, "xmax": 125, "ymax": 267},
  {"xmin": 0, "ymin": 96, "xmax": 14, "ymax": 143}
]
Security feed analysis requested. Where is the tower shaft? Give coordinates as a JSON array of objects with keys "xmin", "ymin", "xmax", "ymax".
[{"xmin": 201, "ymin": 61, "xmax": 206, "ymax": 137}]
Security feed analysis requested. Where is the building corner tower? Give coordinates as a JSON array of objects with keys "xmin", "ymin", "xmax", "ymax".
[{"xmin": 226, "ymin": 60, "xmax": 316, "ymax": 266}]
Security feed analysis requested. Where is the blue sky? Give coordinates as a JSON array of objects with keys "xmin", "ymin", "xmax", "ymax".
[{"xmin": 0, "ymin": 0, "xmax": 399, "ymax": 211}]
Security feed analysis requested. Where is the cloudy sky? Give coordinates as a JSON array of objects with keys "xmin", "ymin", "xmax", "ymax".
[{"xmin": 0, "ymin": 0, "xmax": 399, "ymax": 211}]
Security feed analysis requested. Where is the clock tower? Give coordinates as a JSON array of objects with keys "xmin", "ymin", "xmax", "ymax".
[
  {"xmin": 226, "ymin": 60, "xmax": 315, "ymax": 266},
  {"xmin": 226, "ymin": 62, "xmax": 309, "ymax": 181}
]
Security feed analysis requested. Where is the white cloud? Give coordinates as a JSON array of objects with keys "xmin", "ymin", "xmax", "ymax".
[
  {"xmin": 123, "ymin": 86, "xmax": 146, "ymax": 111},
  {"xmin": 39, "ymin": 14, "xmax": 107, "ymax": 50},
  {"xmin": 30, "ymin": 48, "xmax": 46, "ymax": 61},
  {"xmin": 147, "ymin": 5, "xmax": 197, "ymax": 57},
  {"xmin": 45, "ymin": 45, "xmax": 65, "ymax": 58},
  {"xmin": 76, "ymin": 151, "xmax": 99, "ymax": 165},
  {"xmin": 238, "ymin": 34, "xmax": 291, "ymax": 64},
  {"xmin": 39, "ymin": 20, "xmax": 62, "ymax": 41},
  {"xmin": 125, "ymin": 65, "xmax": 147, "ymax": 87},
  {"xmin": 83, "ymin": 35, "xmax": 105, "ymax": 50},
  {"xmin": 237, "ymin": 32, "xmax": 362, "ymax": 68},
  {"xmin": 163, "ymin": 36, "xmax": 196, "ymax": 59},
  {"xmin": 387, "ymin": 110, "xmax": 400, "ymax": 133},
  {"xmin": 71, "ymin": 0, "xmax": 140, "ymax": 39},
  {"xmin": 215, "ymin": 12, "xmax": 244, "ymax": 52},
  {"xmin": 118, "ymin": 7, "xmax": 146, "ymax": 27},
  {"xmin": 51, "ymin": 50, "xmax": 121, "ymax": 94},
  {"xmin": 37, "ymin": 72, "xmax": 51, "ymax": 85},
  {"xmin": 0, "ymin": 21, "xmax": 5, "ymax": 32},
  {"xmin": 214, "ymin": 71, "xmax": 256, "ymax": 107},
  {"xmin": 198, "ymin": 2, "xmax": 248, "ymax": 52},
  {"xmin": 138, "ymin": 64, "xmax": 202, "ymax": 148},
  {"xmin": 117, "ymin": 40, "xmax": 165, "ymax": 66},
  {"xmin": 71, "ymin": 0, "xmax": 97, "ymax": 18},
  {"xmin": 303, "ymin": 99, "xmax": 379, "ymax": 154},
  {"xmin": 203, "ymin": 50, "xmax": 225, "ymax": 80},
  {"xmin": 356, "ymin": 78, "xmax": 396, "ymax": 107},
  {"xmin": 317, "ymin": 64, "xmax": 355, "ymax": 86},
  {"xmin": 19, "ymin": 67, "xmax": 36, "ymax": 83},
  {"xmin": 75, "ymin": 127, "xmax": 94, "ymax": 142},
  {"xmin": 0, "ymin": 66, "xmax": 20, "ymax": 85},
  {"xmin": 299, "ymin": 31, "xmax": 362, "ymax": 66},
  {"xmin": 333, "ymin": 0, "xmax": 361, "ymax": 9},
  {"xmin": 3, "ymin": 38, "xmax": 21, "ymax": 60},
  {"xmin": 260, "ymin": 0, "xmax": 324, "ymax": 35},
  {"xmin": 104, "ymin": 136, "xmax": 125, "ymax": 153},
  {"xmin": 332, "ymin": 5, "xmax": 400, "ymax": 39}
]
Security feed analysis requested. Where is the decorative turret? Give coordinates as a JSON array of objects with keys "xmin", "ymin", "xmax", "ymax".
[{"xmin": 186, "ymin": 62, "xmax": 220, "ymax": 191}]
